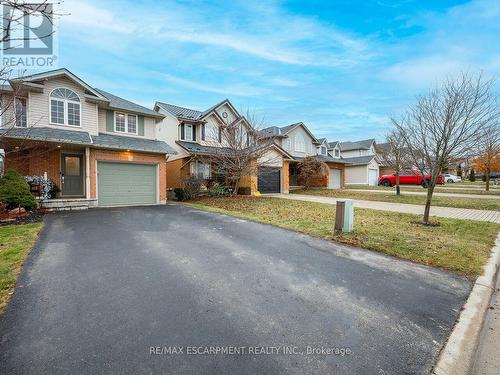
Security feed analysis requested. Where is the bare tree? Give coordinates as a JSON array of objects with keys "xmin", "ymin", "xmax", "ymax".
[
  {"xmin": 379, "ymin": 128, "xmax": 410, "ymax": 195},
  {"xmin": 394, "ymin": 73, "xmax": 499, "ymax": 225},
  {"xmin": 204, "ymin": 109, "xmax": 277, "ymax": 195},
  {"xmin": 475, "ymin": 123, "xmax": 500, "ymax": 191},
  {"xmin": 1, "ymin": 1, "xmax": 57, "ymax": 49},
  {"xmin": 0, "ymin": 1, "xmax": 65, "ymax": 173}
]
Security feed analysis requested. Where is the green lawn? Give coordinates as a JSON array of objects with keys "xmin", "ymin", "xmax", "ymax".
[
  {"xmin": 0, "ymin": 223, "xmax": 43, "ymax": 314},
  {"xmin": 189, "ymin": 197, "xmax": 499, "ymax": 278},
  {"xmin": 347, "ymin": 185, "xmax": 500, "ymax": 195},
  {"xmin": 293, "ymin": 189, "xmax": 500, "ymax": 211}
]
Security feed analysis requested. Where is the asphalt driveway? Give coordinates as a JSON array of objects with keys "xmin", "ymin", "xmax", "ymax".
[{"xmin": 0, "ymin": 204, "xmax": 471, "ymax": 374}]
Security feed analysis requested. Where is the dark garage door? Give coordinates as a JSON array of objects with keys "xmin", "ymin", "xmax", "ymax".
[{"xmin": 258, "ymin": 167, "xmax": 281, "ymax": 193}]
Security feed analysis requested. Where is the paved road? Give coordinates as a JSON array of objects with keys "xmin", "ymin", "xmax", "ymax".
[
  {"xmin": 0, "ymin": 205, "xmax": 471, "ymax": 374},
  {"xmin": 352, "ymin": 189, "xmax": 500, "ymax": 200},
  {"xmin": 276, "ymin": 194, "xmax": 500, "ymax": 224}
]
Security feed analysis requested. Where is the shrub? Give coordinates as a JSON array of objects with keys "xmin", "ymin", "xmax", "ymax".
[
  {"xmin": 208, "ymin": 183, "xmax": 231, "ymax": 197},
  {"xmin": 182, "ymin": 176, "xmax": 203, "ymax": 200},
  {"xmin": 0, "ymin": 170, "xmax": 37, "ymax": 211},
  {"xmin": 237, "ymin": 187, "xmax": 251, "ymax": 195},
  {"xmin": 173, "ymin": 188, "xmax": 187, "ymax": 201}
]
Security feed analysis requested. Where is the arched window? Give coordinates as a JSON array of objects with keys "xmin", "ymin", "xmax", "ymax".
[{"xmin": 50, "ymin": 88, "xmax": 81, "ymax": 126}]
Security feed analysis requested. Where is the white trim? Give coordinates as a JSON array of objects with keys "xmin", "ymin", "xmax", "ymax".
[
  {"xmin": 114, "ymin": 111, "xmax": 138, "ymax": 135},
  {"xmin": 156, "ymin": 163, "xmax": 160, "ymax": 204},
  {"xmin": 85, "ymin": 147, "xmax": 91, "ymax": 200},
  {"xmin": 48, "ymin": 87, "xmax": 82, "ymax": 127},
  {"xmin": 16, "ymin": 68, "xmax": 108, "ymax": 101},
  {"xmin": 14, "ymin": 96, "xmax": 27, "ymax": 128}
]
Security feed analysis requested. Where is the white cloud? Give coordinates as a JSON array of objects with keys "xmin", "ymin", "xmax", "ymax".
[
  {"xmin": 61, "ymin": 0, "xmax": 371, "ymax": 67},
  {"xmin": 160, "ymin": 74, "xmax": 268, "ymax": 97}
]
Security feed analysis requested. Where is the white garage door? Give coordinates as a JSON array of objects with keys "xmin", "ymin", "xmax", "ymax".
[
  {"xmin": 328, "ymin": 169, "xmax": 341, "ymax": 189},
  {"xmin": 368, "ymin": 169, "xmax": 379, "ymax": 186},
  {"xmin": 97, "ymin": 162, "xmax": 157, "ymax": 206}
]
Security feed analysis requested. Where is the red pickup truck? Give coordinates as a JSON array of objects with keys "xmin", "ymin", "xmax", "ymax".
[{"xmin": 378, "ymin": 171, "xmax": 445, "ymax": 187}]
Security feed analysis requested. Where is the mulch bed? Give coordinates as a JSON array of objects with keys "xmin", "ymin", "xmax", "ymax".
[{"xmin": 0, "ymin": 210, "xmax": 46, "ymax": 226}]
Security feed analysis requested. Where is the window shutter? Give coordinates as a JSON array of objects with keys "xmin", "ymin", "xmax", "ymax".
[
  {"xmin": 138, "ymin": 115, "xmax": 145, "ymax": 136},
  {"xmin": 180, "ymin": 124, "xmax": 185, "ymax": 140},
  {"xmin": 201, "ymin": 124, "xmax": 205, "ymax": 141},
  {"xmin": 106, "ymin": 110, "xmax": 114, "ymax": 132},
  {"xmin": 192, "ymin": 124, "xmax": 196, "ymax": 141},
  {"xmin": 218, "ymin": 127, "xmax": 222, "ymax": 143}
]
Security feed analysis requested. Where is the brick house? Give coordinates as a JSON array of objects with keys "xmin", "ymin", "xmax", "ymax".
[
  {"xmin": 154, "ymin": 99, "xmax": 293, "ymax": 194},
  {"xmin": 0, "ymin": 68, "xmax": 176, "ymax": 209}
]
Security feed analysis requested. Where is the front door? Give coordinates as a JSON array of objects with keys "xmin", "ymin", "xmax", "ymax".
[{"xmin": 62, "ymin": 154, "xmax": 84, "ymax": 196}]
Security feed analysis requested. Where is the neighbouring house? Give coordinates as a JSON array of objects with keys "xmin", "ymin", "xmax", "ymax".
[
  {"xmin": 340, "ymin": 138, "xmax": 381, "ymax": 186},
  {"xmin": 154, "ymin": 99, "xmax": 293, "ymax": 194},
  {"xmin": 0, "ymin": 68, "xmax": 176, "ymax": 209},
  {"xmin": 261, "ymin": 123, "xmax": 348, "ymax": 189},
  {"xmin": 375, "ymin": 142, "xmax": 396, "ymax": 176}
]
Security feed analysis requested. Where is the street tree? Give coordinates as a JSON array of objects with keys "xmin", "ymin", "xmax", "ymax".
[{"xmin": 394, "ymin": 73, "xmax": 499, "ymax": 225}]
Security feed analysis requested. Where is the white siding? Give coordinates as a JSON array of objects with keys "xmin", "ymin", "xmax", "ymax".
[
  {"xmin": 155, "ymin": 111, "xmax": 189, "ymax": 161},
  {"xmin": 27, "ymin": 76, "xmax": 99, "ymax": 135},
  {"xmin": 258, "ymin": 149, "xmax": 283, "ymax": 167},
  {"xmin": 282, "ymin": 126, "xmax": 317, "ymax": 158}
]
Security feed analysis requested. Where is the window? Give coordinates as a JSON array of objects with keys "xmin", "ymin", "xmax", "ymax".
[
  {"xmin": 295, "ymin": 134, "xmax": 306, "ymax": 152},
  {"xmin": 15, "ymin": 97, "xmax": 27, "ymax": 127},
  {"xmin": 185, "ymin": 124, "xmax": 193, "ymax": 141},
  {"xmin": 115, "ymin": 113, "xmax": 126, "ymax": 132},
  {"xmin": 335, "ymin": 149, "xmax": 340, "ymax": 157},
  {"xmin": 50, "ymin": 88, "xmax": 81, "ymax": 126},
  {"xmin": 127, "ymin": 114, "xmax": 137, "ymax": 134},
  {"xmin": 114, "ymin": 112, "xmax": 137, "ymax": 134},
  {"xmin": 190, "ymin": 161, "xmax": 210, "ymax": 179},
  {"xmin": 321, "ymin": 146, "xmax": 327, "ymax": 155}
]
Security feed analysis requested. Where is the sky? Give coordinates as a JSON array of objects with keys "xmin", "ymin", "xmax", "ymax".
[{"xmin": 54, "ymin": 0, "xmax": 500, "ymax": 142}]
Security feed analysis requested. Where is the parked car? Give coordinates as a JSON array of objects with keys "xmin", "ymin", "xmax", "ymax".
[
  {"xmin": 378, "ymin": 171, "xmax": 445, "ymax": 187},
  {"xmin": 443, "ymin": 174, "xmax": 462, "ymax": 183}
]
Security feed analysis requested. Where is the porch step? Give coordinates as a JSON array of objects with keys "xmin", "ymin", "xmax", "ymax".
[
  {"xmin": 39, "ymin": 199, "xmax": 95, "ymax": 212},
  {"xmin": 289, "ymin": 185, "xmax": 305, "ymax": 191}
]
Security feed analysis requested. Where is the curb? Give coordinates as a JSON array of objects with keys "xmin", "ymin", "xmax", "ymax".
[{"xmin": 432, "ymin": 232, "xmax": 500, "ymax": 375}]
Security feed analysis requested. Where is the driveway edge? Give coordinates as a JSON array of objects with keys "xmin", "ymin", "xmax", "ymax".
[{"xmin": 432, "ymin": 231, "xmax": 500, "ymax": 375}]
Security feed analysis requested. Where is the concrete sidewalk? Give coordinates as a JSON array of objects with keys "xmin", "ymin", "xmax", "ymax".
[
  {"xmin": 271, "ymin": 194, "xmax": 500, "ymax": 224},
  {"xmin": 351, "ymin": 189, "xmax": 500, "ymax": 200},
  {"xmin": 472, "ymin": 272, "xmax": 500, "ymax": 375}
]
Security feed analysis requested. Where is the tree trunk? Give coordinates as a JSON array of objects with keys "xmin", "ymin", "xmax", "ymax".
[
  {"xmin": 395, "ymin": 173, "xmax": 401, "ymax": 196},
  {"xmin": 232, "ymin": 178, "xmax": 240, "ymax": 196},
  {"xmin": 486, "ymin": 167, "xmax": 490, "ymax": 191},
  {"xmin": 422, "ymin": 168, "xmax": 440, "ymax": 225}
]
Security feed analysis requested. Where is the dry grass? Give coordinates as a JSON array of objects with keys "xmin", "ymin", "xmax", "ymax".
[
  {"xmin": 0, "ymin": 223, "xmax": 43, "ymax": 314},
  {"xmin": 294, "ymin": 189, "xmax": 500, "ymax": 211}
]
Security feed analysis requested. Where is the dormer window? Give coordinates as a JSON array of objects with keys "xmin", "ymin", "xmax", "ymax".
[
  {"xmin": 321, "ymin": 146, "xmax": 327, "ymax": 155},
  {"xmin": 185, "ymin": 124, "xmax": 193, "ymax": 141},
  {"xmin": 335, "ymin": 149, "xmax": 340, "ymax": 157},
  {"xmin": 180, "ymin": 123, "xmax": 196, "ymax": 141},
  {"xmin": 50, "ymin": 88, "xmax": 81, "ymax": 127},
  {"xmin": 114, "ymin": 112, "xmax": 138, "ymax": 134}
]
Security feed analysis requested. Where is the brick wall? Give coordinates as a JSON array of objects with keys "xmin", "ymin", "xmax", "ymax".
[
  {"xmin": 5, "ymin": 148, "xmax": 61, "ymax": 186},
  {"xmin": 89, "ymin": 149, "xmax": 166, "ymax": 201}
]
